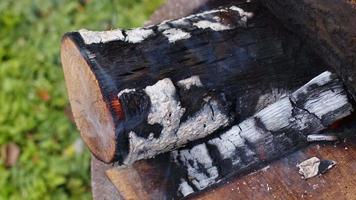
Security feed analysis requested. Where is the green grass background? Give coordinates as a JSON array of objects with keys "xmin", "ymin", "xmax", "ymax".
[{"xmin": 0, "ymin": 0, "xmax": 164, "ymax": 199}]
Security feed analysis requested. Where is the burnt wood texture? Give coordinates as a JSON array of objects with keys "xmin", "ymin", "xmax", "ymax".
[
  {"xmin": 106, "ymin": 71, "xmax": 353, "ymax": 199},
  {"xmin": 61, "ymin": 2, "xmax": 329, "ymax": 164},
  {"xmin": 261, "ymin": 0, "xmax": 356, "ymax": 99},
  {"xmin": 86, "ymin": 1, "xmax": 356, "ymax": 199},
  {"xmin": 195, "ymin": 132, "xmax": 356, "ymax": 200},
  {"xmin": 170, "ymin": 71, "xmax": 353, "ymax": 198}
]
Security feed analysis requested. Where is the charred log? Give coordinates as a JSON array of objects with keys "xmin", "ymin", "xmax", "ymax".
[
  {"xmin": 106, "ymin": 71, "xmax": 354, "ymax": 199},
  {"xmin": 61, "ymin": 5, "xmax": 327, "ymax": 163},
  {"xmin": 172, "ymin": 71, "xmax": 353, "ymax": 197}
]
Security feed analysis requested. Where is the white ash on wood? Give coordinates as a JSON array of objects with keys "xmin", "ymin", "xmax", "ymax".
[
  {"xmin": 90, "ymin": 1, "xmax": 356, "ymax": 199},
  {"xmin": 119, "ymin": 76, "xmax": 233, "ymax": 165},
  {"xmin": 172, "ymin": 71, "xmax": 353, "ymax": 197},
  {"xmin": 61, "ymin": 4, "xmax": 327, "ymax": 163},
  {"xmin": 79, "ymin": 6, "xmax": 253, "ymax": 45}
]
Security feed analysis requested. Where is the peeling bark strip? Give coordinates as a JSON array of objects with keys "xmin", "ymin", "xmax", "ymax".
[
  {"xmin": 172, "ymin": 71, "xmax": 353, "ymax": 197},
  {"xmin": 117, "ymin": 76, "xmax": 233, "ymax": 164},
  {"xmin": 61, "ymin": 3, "xmax": 327, "ymax": 163}
]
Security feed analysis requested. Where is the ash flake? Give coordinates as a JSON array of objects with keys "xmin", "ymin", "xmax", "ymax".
[{"xmin": 162, "ymin": 28, "xmax": 191, "ymax": 43}]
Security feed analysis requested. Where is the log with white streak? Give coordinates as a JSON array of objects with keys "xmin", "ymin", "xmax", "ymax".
[
  {"xmin": 63, "ymin": 2, "xmax": 328, "ymax": 163},
  {"xmin": 79, "ymin": 6, "xmax": 253, "ymax": 44},
  {"xmin": 172, "ymin": 71, "xmax": 353, "ymax": 197},
  {"xmin": 121, "ymin": 76, "xmax": 232, "ymax": 164}
]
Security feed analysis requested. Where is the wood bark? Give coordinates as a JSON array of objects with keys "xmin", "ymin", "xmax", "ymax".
[
  {"xmin": 261, "ymin": 0, "xmax": 356, "ymax": 99},
  {"xmin": 61, "ymin": 3, "xmax": 327, "ymax": 163}
]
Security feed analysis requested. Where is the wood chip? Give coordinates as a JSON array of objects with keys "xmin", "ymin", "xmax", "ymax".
[{"xmin": 296, "ymin": 157, "xmax": 336, "ymax": 179}]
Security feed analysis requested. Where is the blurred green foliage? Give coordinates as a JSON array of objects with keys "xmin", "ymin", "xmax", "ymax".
[{"xmin": 0, "ymin": 0, "xmax": 164, "ymax": 199}]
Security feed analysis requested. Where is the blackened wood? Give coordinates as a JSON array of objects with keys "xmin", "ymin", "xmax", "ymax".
[
  {"xmin": 195, "ymin": 133, "xmax": 356, "ymax": 200},
  {"xmin": 115, "ymin": 76, "xmax": 233, "ymax": 165},
  {"xmin": 172, "ymin": 71, "xmax": 353, "ymax": 198},
  {"xmin": 106, "ymin": 133, "xmax": 356, "ymax": 200},
  {"xmin": 62, "ymin": 3, "xmax": 327, "ymax": 163},
  {"xmin": 93, "ymin": 2, "xmax": 249, "ymax": 199},
  {"xmin": 261, "ymin": 0, "xmax": 356, "ymax": 99},
  {"xmin": 106, "ymin": 72, "xmax": 354, "ymax": 199}
]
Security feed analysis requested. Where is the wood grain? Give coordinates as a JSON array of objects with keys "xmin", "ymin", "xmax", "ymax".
[
  {"xmin": 196, "ymin": 135, "xmax": 356, "ymax": 200},
  {"xmin": 106, "ymin": 154, "xmax": 180, "ymax": 200},
  {"xmin": 106, "ymin": 166, "xmax": 149, "ymax": 200},
  {"xmin": 91, "ymin": 155, "xmax": 122, "ymax": 200},
  {"xmin": 61, "ymin": 37, "xmax": 116, "ymax": 163}
]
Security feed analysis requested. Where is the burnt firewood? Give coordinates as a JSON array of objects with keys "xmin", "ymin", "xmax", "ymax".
[
  {"xmin": 115, "ymin": 76, "xmax": 234, "ymax": 164},
  {"xmin": 61, "ymin": 5, "xmax": 327, "ymax": 163},
  {"xmin": 105, "ymin": 71, "xmax": 354, "ymax": 199},
  {"xmin": 172, "ymin": 71, "xmax": 353, "ymax": 197},
  {"xmin": 261, "ymin": 0, "xmax": 356, "ymax": 99}
]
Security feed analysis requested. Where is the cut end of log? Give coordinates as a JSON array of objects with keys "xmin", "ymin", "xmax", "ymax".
[{"xmin": 61, "ymin": 36, "xmax": 116, "ymax": 163}]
